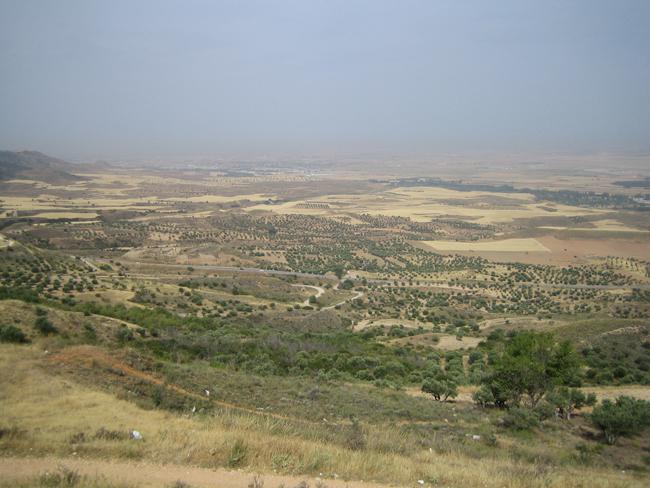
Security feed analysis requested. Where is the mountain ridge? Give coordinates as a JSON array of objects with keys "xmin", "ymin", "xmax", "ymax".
[{"xmin": 0, "ymin": 150, "xmax": 87, "ymax": 183}]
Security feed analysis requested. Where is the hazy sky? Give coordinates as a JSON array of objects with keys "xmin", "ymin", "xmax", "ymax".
[{"xmin": 1, "ymin": 0, "xmax": 649, "ymax": 161}]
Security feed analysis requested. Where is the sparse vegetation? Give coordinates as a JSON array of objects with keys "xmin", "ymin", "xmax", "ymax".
[{"xmin": 1, "ymin": 156, "xmax": 649, "ymax": 487}]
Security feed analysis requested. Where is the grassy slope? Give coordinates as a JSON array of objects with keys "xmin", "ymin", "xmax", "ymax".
[{"xmin": 1, "ymin": 334, "xmax": 649, "ymax": 487}]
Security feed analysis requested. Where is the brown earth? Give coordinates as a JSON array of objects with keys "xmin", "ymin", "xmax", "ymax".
[{"xmin": 0, "ymin": 456, "xmax": 390, "ymax": 488}]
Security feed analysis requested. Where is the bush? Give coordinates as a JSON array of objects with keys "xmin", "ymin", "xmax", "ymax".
[
  {"xmin": 115, "ymin": 326, "xmax": 134, "ymax": 342},
  {"xmin": 472, "ymin": 385, "xmax": 495, "ymax": 407},
  {"xmin": 574, "ymin": 442, "xmax": 603, "ymax": 465},
  {"xmin": 590, "ymin": 396, "xmax": 650, "ymax": 445},
  {"xmin": 501, "ymin": 407, "xmax": 540, "ymax": 430},
  {"xmin": 0, "ymin": 324, "xmax": 29, "ymax": 343},
  {"xmin": 83, "ymin": 322, "xmax": 97, "ymax": 342},
  {"xmin": 340, "ymin": 279, "xmax": 354, "ymax": 290},
  {"xmin": 546, "ymin": 387, "xmax": 596, "ymax": 419},
  {"xmin": 534, "ymin": 400, "xmax": 557, "ymax": 421},
  {"xmin": 0, "ymin": 286, "xmax": 40, "ymax": 303},
  {"xmin": 34, "ymin": 316, "xmax": 58, "ymax": 335}
]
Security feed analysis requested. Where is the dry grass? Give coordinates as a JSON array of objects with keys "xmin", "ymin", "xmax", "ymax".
[
  {"xmin": 0, "ymin": 195, "xmax": 165, "ymax": 212},
  {"xmin": 247, "ymin": 187, "xmax": 608, "ymax": 224},
  {"xmin": 168, "ymin": 193, "xmax": 274, "ymax": 203},
  {"xmin": 539, "ymin": 219, "xmax": 649, "ymax": 233},
  {"xmin": 1, "ymin": 344, "xmax": 648, "ymax": 488},
  {"xmin": 30, "ymin": 211, "xmax": 100, "ymax": 219},
  {"xmin": 352, "ymin": 318, "xmax": 430, "ymax": 331},
  {"xmin": 0, "ymin": 171, "xmax": 623, "ymax": 233},
  {"xmin": 387, "ymin": 333, "xmax": 483, "ymax": 350},
  {"xmin": 421, "ymin": 238, "xmax": 550, "ymax": 253},
  {"xmin": 434, "ymin": 335, "xmax": 483, "ymax": 350},
  {"xmin": 581, "ymin": 385, "xmax": 650, "ymax": 402}
]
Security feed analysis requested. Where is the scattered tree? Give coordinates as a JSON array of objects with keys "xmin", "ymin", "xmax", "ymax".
[{"xmin": 591, "ymin": 396, "xmax": 650, "ymax": 445}]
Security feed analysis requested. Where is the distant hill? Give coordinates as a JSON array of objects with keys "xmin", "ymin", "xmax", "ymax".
[{"xmin": 0, "ymin": 150, "xmax": 87, "ymax": 183}]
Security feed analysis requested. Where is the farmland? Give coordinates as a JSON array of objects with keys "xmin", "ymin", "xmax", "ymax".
[
  {"xmin": 1, "ymin": 152, "xmax": 650, "ymax": 487},
  {"xmin": 421, "ymin": 238, "xmax": 551, "ymax": 253}
]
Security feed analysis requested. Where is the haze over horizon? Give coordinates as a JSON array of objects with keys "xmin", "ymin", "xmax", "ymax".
[{"xmin": 1, "ymin": 0, "xmax": 649, "ymax": 162}]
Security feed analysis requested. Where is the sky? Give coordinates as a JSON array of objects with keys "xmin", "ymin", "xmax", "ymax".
[{"xmin": 1, "ymin": 0, "xmax": 649, "ymax": 162}]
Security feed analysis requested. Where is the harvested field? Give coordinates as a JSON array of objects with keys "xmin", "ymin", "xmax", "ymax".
[
  {"xmin": 421, "ymin": 238, "xmax": 550, "ymax": 253},
  {"xmin": 168, "ymin": 193, "xmax": 275, "ymax": 203},
  {"xmin": 412, "ymin": 233, "xmax": 650, "ymax": 265},
  {"xmin": 536, "ymin": 235, "xmax": 650, "ymax": 262},
  {"xmin": 30, "ymin": 211, "xmax": 100, "ymax": 219},
  {"xmin": 539, "ymin": 219, "xmax": 649, "ymax": 233},
  {"xmin": 389, "ymin": 333, "xmax": 483, "ymax": 350},
  {"xmin": 248, "ymin": 187, "xmax": 609, "ymax": 224}
]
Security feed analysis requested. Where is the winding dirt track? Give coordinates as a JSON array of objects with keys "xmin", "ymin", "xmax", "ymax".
[
  {"xmin": 0, "ymin": 456, "xmax": 390, "ymax": 488},
  {"xmin": 291, "ymin": 283, "xmax": 326, "ymax": 306}
]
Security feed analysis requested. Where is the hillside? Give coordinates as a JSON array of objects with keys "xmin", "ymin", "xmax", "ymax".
[
  {"xmin": 0, "ymin": 150, "xmax": 86, "ymax": 183},
  {"xmin": 1, "ymin": 163, "xmax": 650, "ymax": 487}
]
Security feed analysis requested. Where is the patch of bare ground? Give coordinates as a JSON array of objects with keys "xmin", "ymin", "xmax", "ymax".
[
  {"xmin": 0, "ymin": 456, "xmax": 389, "ymax": 488},
  {"xmin": 388, "ymin": 333, "xmax": 482, "ymax": 350},
  {"xmin": 580, "ymin": 385, "xmax": 650, "ymax": 402}
]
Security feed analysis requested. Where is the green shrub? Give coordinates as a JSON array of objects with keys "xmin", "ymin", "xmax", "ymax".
[
  {"xmin": 0, "ymin": 286, "xmax": 40, "ymax": 303},
  {"xmin": 501, "ymin": 407, "xmax": 540, "ymax": 430},
  {"xmin": 0, "ymin": 324, "xmax": 29, "ymax": 343},
  {"xmin": 34, "ymin": 316, "xmax": 58, "ymax": 335},
  {"xmin": 574, "ymin": 442, "xmax": 603, "ymax": 465},
  {"xmin": 83, "ymin": 322, "xmax": 97, "ymax": 341},
  {"xmin": 340, "ymin": 279, "xmax": 354, "ymax": 290},
  {"xmin": 534, "ymin": 400, "xmax": 557, "ymax": 421},
  {"xmin": 546, "ymin": 387, "xmax": 596, "ymax": 419},
  {"xmin": 590, "ymin": 396, "xmax": 650, "ymax": 445},
  {"xmin": 472, "ymin": 385, "xmax": 495, "ymax": 407},
  {"xmin": 115, "ymin": 326, "xmax": 134, "ymax": 342}
]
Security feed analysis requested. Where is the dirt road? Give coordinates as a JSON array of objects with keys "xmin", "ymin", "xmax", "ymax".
[
  {"xmin": 0, "ymin": 456, "xmax": 392, "ymax": 488},
  {"xmin": 291, "ymin": 283, "xmax": 325, "ymax": 306},
  {"xmin": 322, "ymin": 290, "xmax": 363, "ymax": 310}
]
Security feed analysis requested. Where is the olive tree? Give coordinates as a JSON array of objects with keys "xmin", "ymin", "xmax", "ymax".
[
  {"xmin": 422, "ymin": 365, "xmax": 458, "ymax": 402},
  {"xmin": 546, "ymin": 387, "xmax": 596, "ymax": 419},
  {"xmin": 591, "ymin": 396, "xmax": 650, "ymax": 445},
  {"xmin": 480, "ymin": 331, "xmax": 581, "ymax": 408}
]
